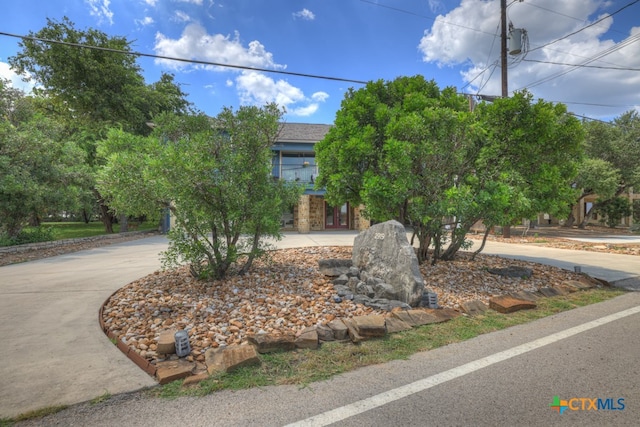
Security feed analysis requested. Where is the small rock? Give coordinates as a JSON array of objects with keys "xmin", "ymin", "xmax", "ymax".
[
  {"xmin": 352, "ymin": 315, "xmax": 386, "ymax": 338},
  {"xmin": 460, "ymin": 300, "xmax": 488, "ymax": 316},
  {"xmin": 205, "ymin": 345, "xmax": 260, "ymax": 375},
  {"xmin": 295, "ymin": 327, "xmax": 319, "ymax": 349},
  {"xmin": 156, "ymin": 330, "xmax": 176, "ymax": 355},
  {"xmin": 327, "ymin": 319, "xmax": 349, "ymax": 340},
  {"xmin": 247, "ymin": 333, "xmax": 295, "ymax": 353},
  {"xmin": 156, "ymin": 359, "xmax": 195, "ymax": 385},
  {"xmin": 489, "ymin": 295, "xmax": 537, "ymax": 313},
  {"xmin": 538, "ymin": 287, "xmax": 562, "ymax": 297},
  {"xmin": 385, "ymin": 317, "xmax": 412, "ymax": 333}
]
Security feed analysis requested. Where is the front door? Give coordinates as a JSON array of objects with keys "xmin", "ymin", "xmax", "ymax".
[{"xmin": 325, "ymin": 202, "xmax": 348, "ymax": 229}]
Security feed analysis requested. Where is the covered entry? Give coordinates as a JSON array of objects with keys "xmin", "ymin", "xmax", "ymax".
[{"xmin": 325, "ymin": 202, "xmax": 348, "ymax": 229}]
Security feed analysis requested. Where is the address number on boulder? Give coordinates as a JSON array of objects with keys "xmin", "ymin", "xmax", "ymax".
[{"xmin": 374, "ymin": 233, "xmax": 385, "ymax": 240}]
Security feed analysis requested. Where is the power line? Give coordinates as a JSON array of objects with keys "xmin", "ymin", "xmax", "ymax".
[
  {"xmin": 523, "ymin": 58, "xmax": 640, "ymax": 72},
  {"xmin": 516, "ymin": 31, "xmax": 640, "ymax": 90},
  {"xmin": 0, "ymin": 31, "xmax": 369, "ymax": 86},
  {"xmin": 529, "ymin": 0, "xmax": 640, "ymax": 53},
  {"xmin": 358, "ymin": 0, "xmax": 497, "ymax": 37}
]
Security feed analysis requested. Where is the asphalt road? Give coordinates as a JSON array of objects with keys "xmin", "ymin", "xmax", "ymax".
[
  {"xmin": 2, "ymin": 231, "xmax": 640, "ymax": 425},
  {"xmin": 15, "ymin": 292, "xmax": 640, "ymax": 427}
]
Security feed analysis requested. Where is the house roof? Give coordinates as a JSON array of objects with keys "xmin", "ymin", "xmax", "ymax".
[{"xmin": 276, "ymin": 123, "xmax": 332, "ymax": 143}]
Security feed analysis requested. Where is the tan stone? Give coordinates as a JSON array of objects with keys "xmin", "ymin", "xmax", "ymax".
[
  {"xmin": 182, "ymin": 372, "xmax": 209, "ymax": 387},
  {"xmin": 460, "ymin": 300, "xmax": 488, "ymax": 316},
  {"xmin": 352, "ymin": 315, "xmax": 386, "ymax": 338},
  {"xmin": 489, "ymin": 295, "xmax": 537, "ymax": 313},
  {"xmin": 538, "ymin": 287, "xmax": 561, "ymax": 297},
  {"xmin": 295, "ymin": 326, "xmax": 319, "ymax": 349},
  {"xmin": 327, "ymin": 319, "xmax": 349, "ymax": 341},
  {"xmin": 247, "ymin": 333, "xmax": 296, "ymax": 353},
  {"xmin": 562, "ymin": 279, "xmax": 593, "ymax": 290},
  {"xmin": 205, "ymin": 345, "xmax": 260, "ymax": 375},
  {"xmin": 341, "ymin": 318, "xmax": 363, "ymax": 343},
  {"xmin": 385, "ymin": 317, "xmax": 412, "ymax": 333},
  {"xmin": 156, "ymin": 359, "xmax": 195, "ymax": 385},
  {"xmin": 156, "ymin": 330, "xmax": 176, "ymax": 355},
  {"xmin": 391, "ymin": 309, "xmax": 439, "ymax": 327}
]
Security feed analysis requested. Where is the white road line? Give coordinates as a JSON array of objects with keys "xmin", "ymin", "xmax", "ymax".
[{"xmin": 286, "ymin": 305, "xmax": 640, "ymax": 427}]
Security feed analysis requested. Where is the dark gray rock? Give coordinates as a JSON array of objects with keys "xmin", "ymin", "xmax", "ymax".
[
  {"xmin": 318, "ymin": 259, "xmax": 352, "ymax": 277},
  {"xmin": 347, "ymin": 266, "xmax": 360, "ymax": 278},
  {"xmin": 352, "ymin": 220, "xmax": 425, "ymax": 306},
  {"xmin": 374, "ymin": 282, "xmax": 399, "ymax": 300},
  {"xmin": 487, "ymin": 266, "xmax": 533, "ymax": 279},
  {"xmin": 333, "ymin": 284, "xmax": 351, "ymax": 297},
  {"xmin": 332, "ymin": 274, "xmax": 349, "ymax": 286},
  {"xmin": 356, "ymin": 282, "xmax": 375, "ymax": 298}
]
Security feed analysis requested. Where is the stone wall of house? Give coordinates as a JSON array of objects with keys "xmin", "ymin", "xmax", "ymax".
[
  {"xmin": 309, "ymin": 196, "xmax": 325, "ymax": 231},
  {"xmin": 352, "ymin": 205, "xmax": 370, "ymax": 231}
]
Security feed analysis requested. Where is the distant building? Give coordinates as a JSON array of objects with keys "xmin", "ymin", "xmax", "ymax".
[{"xmin": 273, "ymin": 123, "xmax": 369, "ymax": 233}]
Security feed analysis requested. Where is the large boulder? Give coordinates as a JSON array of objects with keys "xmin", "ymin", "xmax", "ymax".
[{"xmin": 352, "ymin": 220, "xmax": 425, "ymax": 306}]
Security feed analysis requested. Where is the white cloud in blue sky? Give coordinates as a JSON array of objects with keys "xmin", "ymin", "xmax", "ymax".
[
  {"xmin": 2, "ymin": 0, "xmax": 640, "ymax": 122},
  {"xmin": 293, "ymin": 9, "xmax": 315, "ymax": 21},
  {"xmin": 85, "ymin": 0, "xmax": 114, "ymax": 25}
]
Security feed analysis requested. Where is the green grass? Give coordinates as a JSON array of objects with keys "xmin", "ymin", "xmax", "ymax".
[
  {"xmin": 150, "ymin": 287, "xmax": 625, "ymax": 399},
  {"xmin": 89, "ymin": 391, "xmax": 111, "ymax": 405},
  {"xmin": 1, "ymin": 405, "xmax": 69, "ymax": 424},
  {"xmin": 30, "ymin": 221, "xmax": 157, "ymax": 240}
]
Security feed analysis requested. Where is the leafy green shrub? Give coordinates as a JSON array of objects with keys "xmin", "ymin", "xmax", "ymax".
[
  {"xmin": 0, "ymin": 226, "xmax": 56, "ymax": 246},
  {"xmin": 595, "ymin": 197, "xmax": 632, "ymax": 228}
]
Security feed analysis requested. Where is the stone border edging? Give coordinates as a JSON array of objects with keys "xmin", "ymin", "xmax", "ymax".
[
  {"xmin": 0, "ymin": 229, "xmax": 158, "ymax": 254},
  {"xmin": 98, "ymin": 268, "xmax": 611, "ymax": 385},
  {"xmin": 99, "ymin": 292, "xmax": 158, "ymax": 378}
]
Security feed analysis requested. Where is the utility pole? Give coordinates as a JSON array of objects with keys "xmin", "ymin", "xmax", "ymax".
[
  {"xmin": 500, "ymin": 0, "xmax": 512, "ymax": 238},
  {"xmin": 500, "ymin": 0, "xmax": 508, "ymax": 99}
]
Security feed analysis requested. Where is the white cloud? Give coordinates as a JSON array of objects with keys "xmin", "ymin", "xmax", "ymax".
[
  {"xmin": 312, "ymin": 91, "xmax": 329, "ymax": 102},
  {"xmin": 154, "ymin": 23, "xmax": 285, "ymax": 71},
  {"xmin": 418, "ymin": 0, "xmax": 640, "ymax": 118},
  {"xmin": 136, "ymin": 16, "xmax": 154, "ymax": 27},
  {"xmin": 226, "ymin": 79, "xmax": 234, "ymax": 87},
  {"xmin": 235, "ymin": 71, "xmax": 327, "ymax": 117},
  {"xmin": 0, "ymin": 62, "xmax": 35, "ymax": 93},
  {"xmin": 143, "ymin": 0, "xmax": 158, "ymax": 6},
  {"xmin": 293, "ymin": 9, "xmax": 315, "ymax": 21},
  {"xmin": 175, "ymin": 0, "xmax": 203, "ymax": 5},
  {"xmin": 85, "ymin": 0, "xmax": 114, "ymax": 25},
  {"xmin": 173, "ymin": 11, "xmax": 192, "ymax": 22}
]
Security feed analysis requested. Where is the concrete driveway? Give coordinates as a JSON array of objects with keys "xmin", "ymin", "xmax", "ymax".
[{"xmin": 1, "ymin": 230, "xmax": 639, "ymax": 419}]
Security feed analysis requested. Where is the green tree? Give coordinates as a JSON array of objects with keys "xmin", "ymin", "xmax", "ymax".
[
  {"xmin": 316, "ymin": 76, "xmax": 483, "ymax": 263},
  {"xmin": 595, "ymin": 197, "xmax": 632, "ymax": 228},
  {"xmin": 0, "ymin": 81, "xmax": 90, "ymax": 238},
  {"xmin": 317, "ymin": 79, "xmax": 583, "ymax": 263},
  {"xmin": 474, "ymin": 91, "xmax": 584, "ymax": 234},
  {"xmin": 9, "ymin": 17, "xmax": 191, "ymax": 232},
  {"xmin": 579, "ymin": 111, "xmax": 640, "ymax": 228},
  {"xmin": 98, "ymin": 104, "xmax": 301, "ymax": 280}
]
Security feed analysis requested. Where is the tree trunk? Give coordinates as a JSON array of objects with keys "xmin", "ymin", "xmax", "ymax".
[
  {"xmin": 119, "ymin": 214, "xmax": 128, "ymax": 233},
  {"xmin": 93, "ymin": 189, "xmax": 115, "ymax": 233},
  {"xmin": 471, "ymin": 227, "xmax": 492, "ymax": 261},
  {"xmin": 564, "ymin": 209, "xmax": 575, "ymax": 228},
  {"xmin": 502, "ymin": 224, "xmax": 511, "ymax": 238}
]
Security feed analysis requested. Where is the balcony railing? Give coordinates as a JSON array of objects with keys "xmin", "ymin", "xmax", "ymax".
[{"xmin": 281, "ymin": 165, "xmax": 318, "ymax": 184}]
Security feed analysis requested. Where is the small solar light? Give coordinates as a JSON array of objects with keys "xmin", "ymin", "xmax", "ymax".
[
  {"xmin": 174, "ymin": 330, "xmax": 191, "ymax": 357},
  {"xmin": 574, "ymin": 266, "xmax": 582, "ymax": 273},
  {"xmin": 421, "ymin": 291, "xmax": 439, "ymax": 309}
]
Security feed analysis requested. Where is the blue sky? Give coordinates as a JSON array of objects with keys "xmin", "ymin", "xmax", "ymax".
[{"xmin": 1, "ymin": 0, "xmax": 639, "ymax": 124}]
